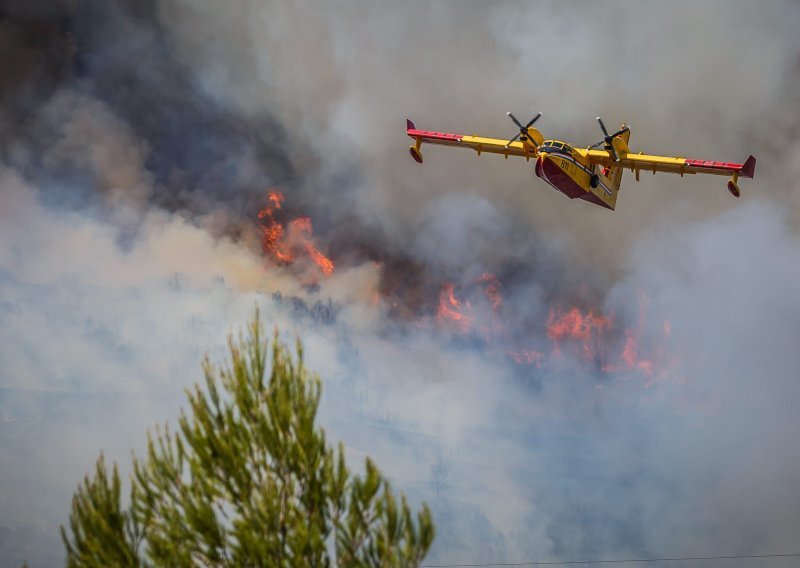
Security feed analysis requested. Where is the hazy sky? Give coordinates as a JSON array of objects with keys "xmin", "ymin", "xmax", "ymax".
[{"xmin": 2, "ymin": 1, "xmax": 800, "ymax": 566}]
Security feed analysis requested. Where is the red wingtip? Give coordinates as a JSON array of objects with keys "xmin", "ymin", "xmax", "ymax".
[
  {"xmin": 740, "ymin": 155, "xmax": 756, "ymax": 179},
  {"xmin": 406, "ymin": 118, "xmax": 416, "ymax": 131}
]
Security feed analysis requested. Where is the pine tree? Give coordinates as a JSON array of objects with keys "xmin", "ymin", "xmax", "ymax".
[{"xmin": 61, "ymin": 312, "xmax": 434, "ymax": 566}]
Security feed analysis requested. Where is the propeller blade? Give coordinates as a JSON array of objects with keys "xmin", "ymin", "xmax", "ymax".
[
  {"xmin": 525, "ymin": 112, "xmax": 542, "ymax": 128},
  {"xmin": 506, "ymin": 111, "xmax": 542, "ymax": 148},
  {"xmin": 611, "ymin": 125, "xmax": 630, "ymax": 139},
  {"xmin": 507, "ymin": 112, "xmax": 526, "ymax": 131},
  {"xmin": 594, "ymin": 117, "xmax": 626, "ymax": 160},
  {"xmin": 504, "ymin": 132, "xmax": 521, "ymax": 148},
  {"xmin": 589, "ymin": 140, "xmax": 618, "ymax": 159},
  {"xmin": 596, "ymin": 116, "xmax": 610, "ymax": 138}
]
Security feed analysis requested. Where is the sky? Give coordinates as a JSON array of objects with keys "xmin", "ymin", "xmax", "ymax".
[{"xmin": 2, "ymin": 1, "xmax": 800, "ymax": 566}]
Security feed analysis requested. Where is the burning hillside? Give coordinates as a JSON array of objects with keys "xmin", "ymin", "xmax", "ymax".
[{"xmin": 257, "ymin": 190, "xmax": 677, "ymax": 382}]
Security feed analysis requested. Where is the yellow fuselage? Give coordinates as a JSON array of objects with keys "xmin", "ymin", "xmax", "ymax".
[{"xmin": 535, "ymin": 141, "xmax": 617, "ymax": 209}]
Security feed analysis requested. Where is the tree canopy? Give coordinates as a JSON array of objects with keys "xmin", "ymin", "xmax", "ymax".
[{"xmin": 61, "ymin": 312, "xmax": 434, "ymax": 566}]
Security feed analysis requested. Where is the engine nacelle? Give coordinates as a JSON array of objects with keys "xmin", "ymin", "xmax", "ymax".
[
  {"xmin": 612, "ymin": 135, "xmax": 630, "ymax": 156},
  {"xmin": 727, "ymin": 177, "xmax": 741, "ymax": 198},
  {"xmin": 409, "ymin": 145, "xmax": 423, "ymax": 164}
]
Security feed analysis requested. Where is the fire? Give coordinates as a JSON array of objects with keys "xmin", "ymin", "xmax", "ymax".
[
  {"xmin": 432, "ymin": 274, "xmax": 506, "ymax": 337},
  {"xmin": 258, "ymin": 190, "xmax": 334, "ymax": 276},
  {"xmin": 546, "ymin": 307, "xmax": 611, "ymax": 341},
  {"xmin": 599, "ymin": 292, "xmax": 660, "ymax": 377},
  {"xmin": 436, "ymin": 283, "xmax": 472, "ymax": 332},
  {"xmin": 612, "ymin": 329, "xmax": 654, "ymax": 376},
  {"xmin": 253, "ymin": 190, "xmax": 676, "ymax": 383},
  {"xmin": 476, "ymin": 272, "xmax": 503, "ymax": 335},
  {"xmin": 287, "ymin": 218, "xmax": 335, "ymax": 276},
  {"xmin": 426, "ymin": 276, "xmax": 674, "ymax": 380},
  {"xmin": 477, "ymin": 272, "xmax": 502, "ymax": 310},
  {"xmin": 258, "ymin": 190, "xmax": 284, "ymax": 218}
]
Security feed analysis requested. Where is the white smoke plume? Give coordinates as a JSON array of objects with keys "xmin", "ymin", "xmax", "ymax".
[{"xmin": 1, "ymin": 1, "xmax": 800, "ymax": 566}]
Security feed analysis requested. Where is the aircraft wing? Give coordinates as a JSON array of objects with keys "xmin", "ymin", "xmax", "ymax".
[
  {"xmin": 406, "ymin": 119, "xmax": 538, "ymax": 162},
  {"xmin": 587, "ymin": 149, "xmax": 756, "ymax": 181}
]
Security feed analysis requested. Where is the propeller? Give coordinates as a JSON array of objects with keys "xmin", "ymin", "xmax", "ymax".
[
  {"xmin": 505, "ymin": 111, "xmax": 542, "ymax": 149},
  {"xmin": 589, "ymin": 117, "xmax": 629, "ymax": 161}
]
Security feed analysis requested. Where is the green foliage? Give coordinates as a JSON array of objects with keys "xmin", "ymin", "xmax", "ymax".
[
  {"xmin": 60, "ymin": 454, "xmax": 142, "ymax": 567},
  {"xmin": 62, "ymin": 311, "xmax": 434, "ymax": 567}
]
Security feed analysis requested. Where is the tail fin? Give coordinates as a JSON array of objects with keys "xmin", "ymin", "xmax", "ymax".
[
  {"xmin": 592, "ymin": 126, "xmax": 630, "ymax": 210},
  {"xmin": 606, "ymin": 127, "xmax": 630, "ymax": 192},
  {"xmin": 601, "ymin": 126, "xmax": 631, "ymax": 209},
  {"xmin": 740, "ymin": 154, "xmax": 756, "ymax": 179}
]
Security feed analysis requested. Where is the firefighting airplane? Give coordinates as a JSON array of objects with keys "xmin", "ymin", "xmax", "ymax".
[{"xmin": 406, "ymin": 113, "xmax": 756, "ymax": 210}]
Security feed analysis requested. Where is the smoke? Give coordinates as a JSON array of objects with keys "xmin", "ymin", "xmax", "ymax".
[
  {"xmin": 154, "ymin": 0, "xmax": 800, "ymax": 267},
  {"xmin": 1, "ymin": 0, "xmax": 800, "ymax": 566}
]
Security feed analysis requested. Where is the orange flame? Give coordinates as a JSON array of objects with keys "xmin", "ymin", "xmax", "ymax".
[
  {"xmin": 599, "ymin": 293, "xmax": 668, "ymax": 380},
  {"xmin": 546, "ymin": 307, "xmax": 612, "ymax": 341},
  {"xmin": 615, "ymin": 330, "xmax": 654, "ymax": 376},
  {"xmin": 288, "ymin": 218, "xmax": 335, "ymax": 276},
  {"xmin": 436, "ymin": 283, "xmax": 472, "ymax": 332},
  {"xmin": 476, "ymin": 272, "xmax": 503, "ymax": 336},
  {"xmin": 477, "ymin": 272, "xmax": 502, "ymax": 310},
  {"xmin": 546, "ymin": 307, "xmax": 612, "ymax": 360},
  {"xmin": 258, "ymin": 190, "xmax": 284, "ymax": 218},
  {"xmin": 258, "ymin": 190, "xmax": 334, "ymax": 276},
  {"xmin": 426, "ymin": 280, "xmax": 675, "ymax": 379}
]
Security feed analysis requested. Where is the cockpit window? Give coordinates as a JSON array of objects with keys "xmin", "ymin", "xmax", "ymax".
[{"xmin": 539, "ymin": 141, "xmax": 573, "ymax": 155}]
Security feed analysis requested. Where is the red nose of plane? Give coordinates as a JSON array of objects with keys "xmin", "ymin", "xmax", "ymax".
[{"xmin": 535, "ymin": 155, "xmax": 544, "ymax": 178}]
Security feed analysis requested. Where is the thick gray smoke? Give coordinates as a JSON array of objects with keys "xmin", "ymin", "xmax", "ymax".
[{"xmin": 1, "ymin": 1, "xmax": 800, "ymax": 566}]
